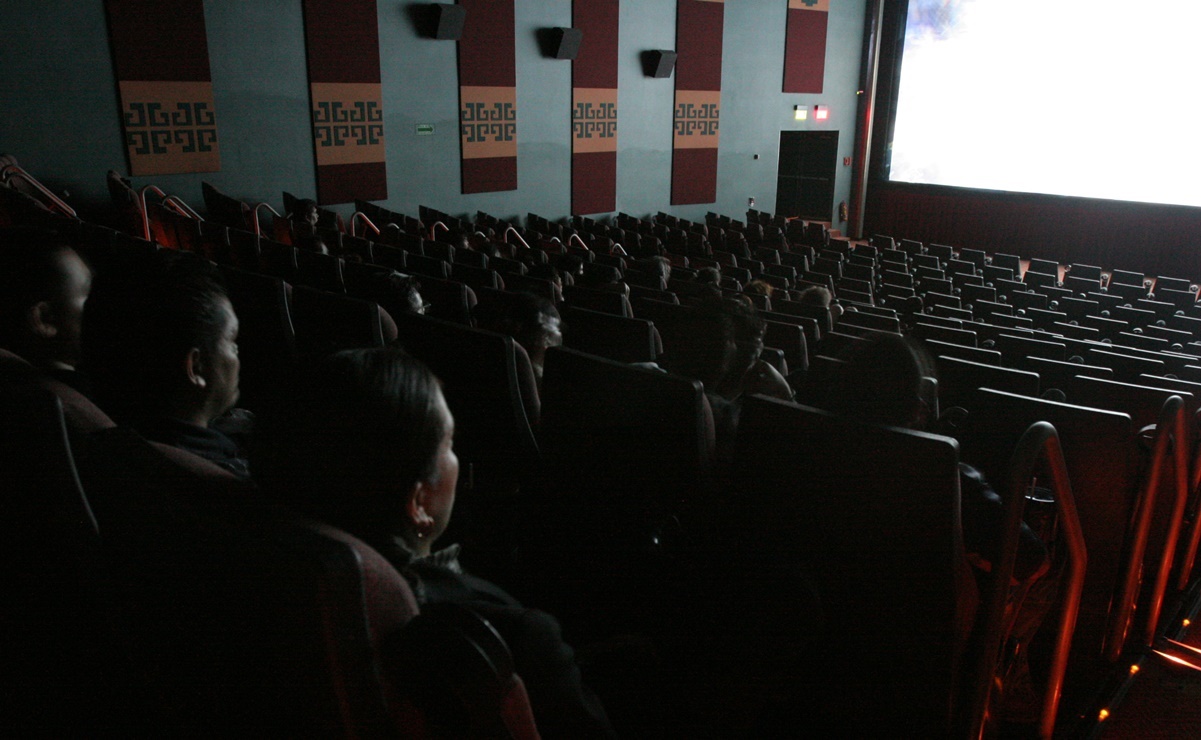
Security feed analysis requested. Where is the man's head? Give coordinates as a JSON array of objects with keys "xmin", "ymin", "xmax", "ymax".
[
  {"xmin": 82, "ymin": 251, "xmax": 239, "ymax": 427},
  {"xmin": 473, "ymin": 292, "xmax": 562, "ymax": 374},
  {"xmin": 722, "ymin": 296, "xmax": 766, "ymax": 378},
  {"xmin": 293, "ymin": 199, "xmax": 319, "ymax": 228},
  {"xmin": 366, "ymin": 271, "xmax": 425, "ymax": 317},
  {"xmin": 0, "ymin": 228, "xmax": 92, "ymax": 370},
  {"xmin": 661, "ymin": 297, "xmax": 737, "ymax": 390},
  {"xmin": 797, "ymin": 285, "xmax": 833, "ymax": 307},
  {"xmin": 823, "ymin": 333, "xmax": 935, "ymax": 430},
  {"xmin": 796, "ymin": 285, "xmax": 843, "ymax": 321}
]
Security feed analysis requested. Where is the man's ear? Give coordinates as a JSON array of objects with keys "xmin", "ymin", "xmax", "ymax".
[
  {"xmin": 25, "ymin": 301, "xmax": 57, "ymax": 338},
  {"xmin": 184, "ymin": 347, "xmax": 207, "ymax": 389},
  {"xmin": 407, "ymin": 481, "xmax": 435, "ymax": 531}
]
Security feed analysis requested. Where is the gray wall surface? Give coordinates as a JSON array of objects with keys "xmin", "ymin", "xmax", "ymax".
[{"xmin": 0, "ymin": 0, "xmax": 866, "ymax": 227}]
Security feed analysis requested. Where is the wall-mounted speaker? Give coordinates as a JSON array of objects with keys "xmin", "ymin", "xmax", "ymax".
[
  {"xmin": 642, "ymin": 50, "xmax": 677, "ymax": 79},
  {"xmin": 549, "ymin": 27, "xmax": 583, "ymax": 60},
  {"xmin": 422, "ymin": 3, "xmax": 466, "ymax": 40}
]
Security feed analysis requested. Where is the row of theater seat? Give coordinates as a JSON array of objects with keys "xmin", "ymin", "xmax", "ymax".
[
  {"xmin": 8, "ymin": 162, "xmax": 1201, "ymax": 734},
  {"xmin": 108, "ymin": 185, "xmax": 1201, "ymax": 735}
]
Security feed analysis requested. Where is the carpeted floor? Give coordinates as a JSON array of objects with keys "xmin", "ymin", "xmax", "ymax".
[{"xmin": 1098, "ymin": 592, "xmax": 1201, "ymax": 739}]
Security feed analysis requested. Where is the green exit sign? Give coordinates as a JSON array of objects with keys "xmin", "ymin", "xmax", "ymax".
[{"xmin": 415, "ymin": 124, "xmax": 435, "ymax": 136}]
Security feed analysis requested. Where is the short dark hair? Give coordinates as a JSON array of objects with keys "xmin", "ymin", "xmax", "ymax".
[
  {"xmin": 796, "ymin": 285, "xmax": 833, "ymax": 307},
  {"xmin": 661, "ymin": 297, "xmax": 735, "ymax": 389},
  {"xmin": 257, "ymin": 347, "xmax": 447, "ymax": 528},
  {"xmin": 0, "ymin": 228, "xmax": 79, "ymax": 347},
  {"xmin": 823, "ymin": 333, "xmax": 934, "ymax": 429},
  {"xmin": 81, "ymin": 250, "xmax": 230, "ymax": 420},
  {"xmin": 365, "ymin": 270, "xmax": 423, "ymax": 317},
  {"xmin": 473, "ymin": 291, "xmax": 559, "ymax": 349},
  {"xmin": 525, "ymin": 263, "xmax": 561, "ymax": 284},
  {"xmin": 292, "ymin": 199, "xmax": 318, "ymax": 219}
]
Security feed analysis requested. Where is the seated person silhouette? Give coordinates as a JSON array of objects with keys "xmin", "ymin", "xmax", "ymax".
[
  {"xmin": 473, "ymin": 292, "xmax": 562, "ymax": 386},
  {"xmin": 0, "ymin": 228, "xmax": 93, "ymax": 390},
  {"xmin": 257, "ymin": 347, "xmax": 614, "ymax": 738},
  {"xmin": 0, "ymin": 227, "xmax": 110, "ymax": 433},
  {"xmin": 819, "ymin": 333, "xmax": 1048, "ymax": 581},
  {"xmin": 819, "ymin": 333, "xmax": 1052, "ymax": 721},
  {"xmin": 81, "ymin": 251, "xmax": 250, "ymax": 481}
]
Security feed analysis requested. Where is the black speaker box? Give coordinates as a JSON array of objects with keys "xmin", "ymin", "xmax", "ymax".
[
  {"xmin": 549, "ymin": 27, "xmax": 582, "ymax": 60},
  {"xmin": 427, "ymin": 4, "xmax": 466, "ymax": 40},
  {"xmin": 643, "ymin": 50, "xmax": 677, "ymax": 79}
]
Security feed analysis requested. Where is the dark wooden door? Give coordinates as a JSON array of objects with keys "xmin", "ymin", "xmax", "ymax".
[{"xmin": 776, "ymin": 130, "xmax": 838, "ymax": 220}]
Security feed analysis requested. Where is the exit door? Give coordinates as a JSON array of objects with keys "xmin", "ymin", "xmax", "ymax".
[{"xmin": 776, "ymin": 130, "xmax": 838, "ymax": 220}]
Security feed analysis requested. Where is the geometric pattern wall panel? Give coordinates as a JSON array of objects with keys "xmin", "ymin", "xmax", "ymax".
[
  {"xmin": 302, "ymin": 0, "xmax": 387, "ymax": 204},
  {"xmin": 671, "ymin": 0, "xmax": 725, "ymax": 206},
  {"xmin": 457, "ymin": 0, "xmax": 518, "ymax": 194},
  {"xmin": 783, "ymin": 0, "xmax": 829, "ymax": 94},
  {"xmin": 105, "ymin": 0, "xmax": 221, "ymax": 176},
  {"xmin": 572, "ymin": 0, "xmax": 619, "ymax": 216}
]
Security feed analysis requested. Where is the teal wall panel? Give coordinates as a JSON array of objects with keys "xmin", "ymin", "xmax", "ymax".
[{"xmin": 0, "ymin": 0, "xmax": 866, "ymax": 227}]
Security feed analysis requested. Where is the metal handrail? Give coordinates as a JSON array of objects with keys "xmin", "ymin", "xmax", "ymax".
[
  {"xmin": 568, "ymin": 233, "xmax": 590, "ymax": 251},
  {"xmin": 429, "ymin": 221, "xmax": 448, "ymax": 241},
  {"xmin": 137, "ymin": 185, "xmax": 168, "ymax": 241},
  {"xmin": 1, "ymin": 165, "xmax": 77, "ymax": 218},
  {"xmin": 350, "ymin": 212, "xmax": 381, "ymax": 238},
  {"xmin": 251, "ymin": 202, "xmax": 282, "ymax": 237},
  {"xmin": 1174, "ymin": 410, "xmax": 1201, "ymax": 590},
  {"xmin": 162, "ymin": 195, "xmax": 203, "ymax": 221},
  {"xmin": 1108, "ymin": 395, "xmax": 1187, "ymax": 659},
  {"xmin": 1143, "ymin": 398, "xmax": 1191, "ymax": 645},
  {"xmin": 504, "ymin": 226, "xmax": 531, "ymax": 251},
  {"xmin": 967, "ymin": 421, "xmax": 1087, "ymax": 740}
]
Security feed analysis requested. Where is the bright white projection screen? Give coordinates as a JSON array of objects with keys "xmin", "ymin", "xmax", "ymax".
[{"xmin": 888, "ymin": 0, "xmax": 1201, "ymax": 208}]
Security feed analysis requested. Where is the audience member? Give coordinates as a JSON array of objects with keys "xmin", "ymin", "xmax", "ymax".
[
  {"xmin": 695, "ymin": 267, "xmax": 721, "ymax": 286},
  {"xmin": 526, "ymin": 263, "xmax": 564, "ymax": 301},
  {"xmin": 474, "ymin": 292, "xmax": 563, "ymax": 384},
  {"xmin": 558, "ymin": 254, "xmax": 585, "ymax": 287},
  {"xmin": 744, "ymin": 279, "xmax": 774, "ymax": 299},
  {"xmin": 819, "ymin": 334, "xmax": 1049, "ymax": 577},
  {"xmin": 0, "ymin": 228, "xmax": 111, "ymax": 434},
  {"xmin": 81, "ymin": 251, "xmax": 250, "ymax": 481},
  {"xmin": 796, "ymin": 284, "xmax": 844, "ymax": 322},
  {"xmin": 0, "ymin": 228, "xmax": 92, "ymax": 390},
  {"xmin": 713, "ymin": 297, "xmax": 793, "ymax": 403},
  {"xmin": 289, "ymin": 198, "xmax": 319, "ymax": 239},
  {"xmin": 816, "ymin": 333, "xmax": 1053, "ymax": 720},
  {"xmin": 364, "ymin": 271, "xmax": 426, "ymax": 319},
  {"xmin": 634, "ymin": 256, "xmax": 671, "ymax": 290},
  {"xmin": 258, "ymin": 348, "xmax": 614, "ymax": 738}
]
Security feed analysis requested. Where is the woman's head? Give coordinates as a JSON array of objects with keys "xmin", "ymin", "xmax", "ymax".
[{"xmin": 261, "ymin": 348, "xmax": 457, "ymax": 551}]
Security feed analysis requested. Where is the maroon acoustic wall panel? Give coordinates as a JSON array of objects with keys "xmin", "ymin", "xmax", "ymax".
[
  {"xmin": 783, "ymin": 0, "xmax": 829, "ymax": 94},
  {"xmin": 106, "ymin": 0, "xmax": 221, "ymax": 175},
  {"xmin": 457, "ymin": 0, "xmax": 518, "ymax": 194},
  {"xmin": 572, "ymin": 0, "xmax": 619, "ymax": 216},
  {"xmin": 302, "ymin": 0, "xmax": 387, "ymax": 204},
  {"xmin": 671, "ymin": 0, "xmax": 725, "ymax": 206}
]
